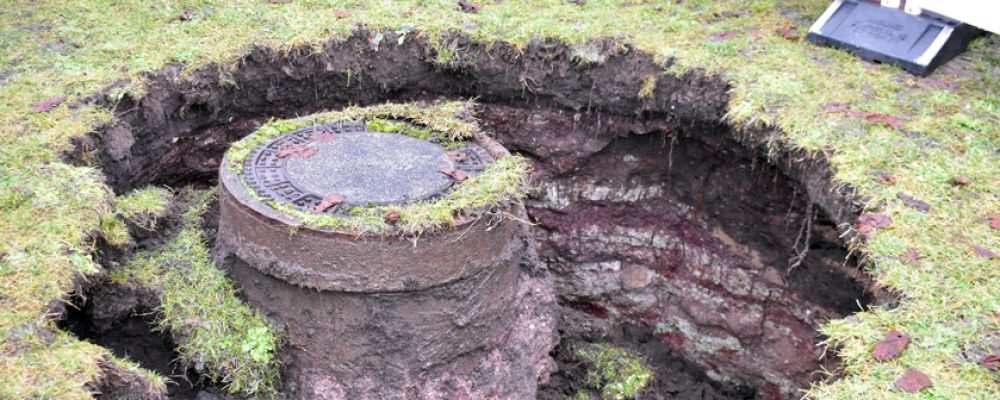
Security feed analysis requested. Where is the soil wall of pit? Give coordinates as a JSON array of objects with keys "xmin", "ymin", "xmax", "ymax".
[
  {"xmin": 490, "ymin": 106, "xmax": 870, "ymax": 398},
  {"xmin": 73, "ymin": 29, "xmax": 873, "ymax": 399}
]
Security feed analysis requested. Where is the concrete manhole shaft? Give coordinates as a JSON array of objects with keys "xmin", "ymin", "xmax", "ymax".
[{"xmin": 214, "ymin": 106, "xmax": 553, "ymax": 399}]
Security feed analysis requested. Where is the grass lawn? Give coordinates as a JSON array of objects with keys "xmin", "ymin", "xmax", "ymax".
[{"xmin": 0, "ymin": 0, "xmax": 996, "ymax": 398}]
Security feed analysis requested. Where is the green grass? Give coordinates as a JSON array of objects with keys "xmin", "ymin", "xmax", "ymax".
[
  {"xmin": 107, "ymin": 188, "xmax": 282, "ymax": 396},
  {"xmin": 114, "ymin": 187, "xmax": 173, "ymax": 230},
  {"xmin": 99, "ymin": 187, "xmax": 174, "ymax": 246},
  {"xmin": 0, "ymin": 0, "xmax": 997, "ymax": 398},
  {"xmin": 637, "ymin": 75, "xmax": 657, "ymax": 100},
  {"xmin": 227, "ymin": 101, "xmax": 531, "ymax": 234},
  {"xmin": 575, "ymin": 342, "xmax": 653, "ymax": 400}
]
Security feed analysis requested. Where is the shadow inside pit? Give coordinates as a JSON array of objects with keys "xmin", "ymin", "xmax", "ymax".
[
  {"xmin": 60, "ymin": 304, "xmax": 223, "ymax": 399},
  {"xmin": 539, "ymin": 325, "xmax": 757, "ymax": 400}
]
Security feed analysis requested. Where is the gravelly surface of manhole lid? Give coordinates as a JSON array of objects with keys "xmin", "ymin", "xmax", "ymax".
[{"xmin": 240, "ymin": 121, "xmax": 494, "ymax": 214}]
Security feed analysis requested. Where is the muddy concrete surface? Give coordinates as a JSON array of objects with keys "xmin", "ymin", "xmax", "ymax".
[{"xmin": 64, "ymin": 29, "xmax": 876, "ymax": 399}]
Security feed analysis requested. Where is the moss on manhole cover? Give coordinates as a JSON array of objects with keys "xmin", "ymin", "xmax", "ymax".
[{"xmin": 221, "ymin": 101, "xmax": 529, "ymax": 234}]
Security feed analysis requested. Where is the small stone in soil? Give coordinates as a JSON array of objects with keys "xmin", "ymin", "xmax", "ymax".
[{"xmin": 384, "ymin": 210, "xmax": 401, "ymax": 224}]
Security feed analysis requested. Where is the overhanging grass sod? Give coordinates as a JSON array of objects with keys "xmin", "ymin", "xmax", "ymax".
[{"xmin": 107, "ymin": 188, "xmax": 281, "ymax": 396}]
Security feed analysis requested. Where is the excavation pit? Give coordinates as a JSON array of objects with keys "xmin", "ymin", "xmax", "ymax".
[{"xmin": 72, "ymin": 31, "xmax": 879, "ymax": 400}]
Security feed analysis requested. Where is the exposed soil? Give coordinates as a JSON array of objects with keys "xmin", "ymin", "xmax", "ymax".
[
  {"xmin": 489, "ymin": 104, "xmax": 871, "ymax": 398},
  {"xmin": 63, "ymin": 281, "xmax": 244, "ymax": 400},
  {"xmin": 65, "ymin": 29, "xmax": 875, "ymax": 399},
  {"xmin": 215, "ymin": 215, "xmax": 539, "ymax": 398},
  {"xmin": 62, "ymin": 306, "xmax": 198, "ymax": 399},
  {"xmin": 61, "ymin": 197, "xmax": 231, "ymax": 400},
  {"xmin": 539, "ymin": 324, "xmax": 756, "ymax": 400}
]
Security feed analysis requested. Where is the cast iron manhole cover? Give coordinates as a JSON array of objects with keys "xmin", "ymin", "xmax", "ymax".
[{"xmin": 240, "ymin": 121, "xmax": 494, "ymax": 214}]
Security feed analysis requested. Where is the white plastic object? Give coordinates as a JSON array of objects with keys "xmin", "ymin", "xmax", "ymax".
[{"xmin": 909, "ymin": 0, "xmax": 1000, "ymax": 34}]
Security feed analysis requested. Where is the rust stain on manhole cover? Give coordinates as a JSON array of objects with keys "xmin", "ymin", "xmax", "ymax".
[{"xmin": 240, "ymin": 121, "xmax": 494, "ymax": 213}]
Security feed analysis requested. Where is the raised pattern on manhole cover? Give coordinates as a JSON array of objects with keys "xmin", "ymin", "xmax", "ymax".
[{"xmin": 241, "ymin": 121, "xmax": 494, "ymax": 214}]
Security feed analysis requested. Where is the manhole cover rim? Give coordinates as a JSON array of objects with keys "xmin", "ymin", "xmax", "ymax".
[
  {"xmin": 221, "ymin": 166, "xmax": 505, "ymax": 240},
  {"xmin": 222, "ymin": 118, "xmax": 513, "ymax": 235}
]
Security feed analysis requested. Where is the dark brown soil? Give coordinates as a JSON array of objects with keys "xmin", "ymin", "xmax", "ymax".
[
  {"xmin": 61, "ymin": 282, "xmax": 232, "ymax": 400},
  {"xmin": 63, "ymin": 309, "xmax": 188, "ymax": 397},
  {"xmin": 215, "ymin": 214, "xmax": 532, "ymax": 398},
  {"xmin": 539, "ymin": 325, "xmax": 756, "ymax": 400},
  {"xmin": 65, "ymin": 28, "xmax": 875, "ymax": 399},
  {"xmin": 483, "ymin": 104, "xmax": 868, "ymax": 315}
]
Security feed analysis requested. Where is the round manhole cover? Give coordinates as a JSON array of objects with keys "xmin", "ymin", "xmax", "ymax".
[
  {"xmin": 284, "ymin": 132, "xmax": 453, "ymax": 205},
  {"xmin": 239, "ymin": 121, "xmax": 495, "ymax": 215}
]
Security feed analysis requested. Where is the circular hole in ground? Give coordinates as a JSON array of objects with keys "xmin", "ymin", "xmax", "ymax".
[{"xmin": 64, "ymin": 30, "xmax": 875, "ymax": 400}]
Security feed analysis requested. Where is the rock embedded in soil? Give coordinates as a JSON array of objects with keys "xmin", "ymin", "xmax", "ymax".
[{"xmin": 214, "ymin": 115, "xmax": 554, "ymax": 398}]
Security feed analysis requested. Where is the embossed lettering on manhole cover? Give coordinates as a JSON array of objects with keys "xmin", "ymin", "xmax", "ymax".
[{"xmin": 240, "ymin": 121, "xmax": 494, "ymax": 214}]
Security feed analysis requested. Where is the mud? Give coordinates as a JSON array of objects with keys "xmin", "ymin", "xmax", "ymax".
[
  {"xmin": 215, "ymin": 224, "xmax": 537, "ymax": 398},
  {"xmin": 68, "ymin": 29, "xmax": 874, "ymax": 399},
  {"xmin": 64, "ymin": 307, "xmax": 181, "ymax": 397}
]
